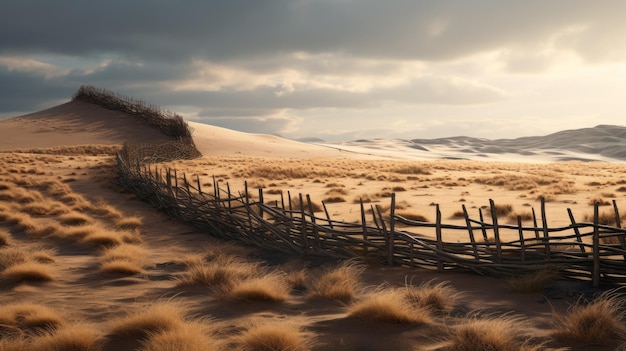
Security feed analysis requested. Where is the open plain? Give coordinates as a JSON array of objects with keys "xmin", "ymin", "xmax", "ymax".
[{"xmin": 1, "ymin": 97, "xmax": 626, "ymax": 350}]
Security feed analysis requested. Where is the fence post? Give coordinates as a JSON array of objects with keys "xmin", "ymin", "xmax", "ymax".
[
  {"xmin": 374, "ymin": 205, "xmax": 392, "ymax": 266},
  {"xmin": 306, "ymin": 194, "xmax": 320, "ymax": 245},
  {"xmin": 593, "ymin": 201, "xmax": 601, "ymax": 287},
  {"xmin": 462, "ymin": 204, "xmax": 479, "ymax": 261},
  {"xmin": 531, "ymin": 208, "xmax": 540, "ymax": 239},
  {"xmin": 360, "ymin": 199, "xmax": 368, "ymax": 253},
  {"xmin": 567, "ymin": 208, "xmax": 588, "ymax": 256},
  {"xmin": 517, "ymin": 216, "xmax": 525, "ymax": 262},
  {"xmin": 489, "ymin": 199, "xmax": 502, "ymax": 264},
  {"xmin": 540, "ymin": 198, "xmax": 551, "ymax": 260},
  {"xmin": 436, "ymin": 204, "xmax": 443, "ymax": 271},
  {"xmin": 390, "ymin": 194, "xmax": 396, "ymax": 266},
  {"xmin": 299, "ymin": 194, "xmax": 308, "ymax": 252},
  {"xmin": 612, "ymin": 200, "xmax": 626, "ymax": 259}
]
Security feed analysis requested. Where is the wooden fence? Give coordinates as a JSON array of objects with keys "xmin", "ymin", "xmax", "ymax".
[{"xmin": 115, "ymin": 153, "xmax": 626, "ymax": 287}]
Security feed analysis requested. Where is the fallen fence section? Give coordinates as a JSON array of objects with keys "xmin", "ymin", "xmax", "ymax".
[{"xmin": 116, "ymin": 153, "xmax": 626, "ymax": 287}]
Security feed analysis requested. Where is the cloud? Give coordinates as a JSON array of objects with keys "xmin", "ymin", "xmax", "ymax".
[
  {"xmin": 1, "ymin": 1, "xmax": 625, "ymax": 141},
  {"xmin": 3, "ymin": 1, "xmax": 626, "ymax": 63}
]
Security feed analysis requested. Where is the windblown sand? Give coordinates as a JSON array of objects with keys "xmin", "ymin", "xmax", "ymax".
[{"xmin": 1, "ymin": 101, "xmax": 625, "ymax": 350}]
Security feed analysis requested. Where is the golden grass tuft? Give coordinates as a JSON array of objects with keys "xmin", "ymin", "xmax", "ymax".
[
  {"xmin": 445, "ymin": 315, "xmax": 542, "ymax": 351},
  {"xmin": 237, "ymin": 320, "xmax": 311, "ymax": 351},
  {"xmin": 114, "ymin": 216, "xmax": 143, "ymax": 230},
  {"xmin": 228, "ymin": 272, "xmax": 291, "ymax": 302},
  {"xmin": 503, "ymin": 266, "xmax": 560, "ymax": 293},
  {"xmin": 552, "ymin": 289, "xmax": 626, "ymax": 344},
  {"xmin": 107, "ymin": 301, "xmax": 187, "ymax": 339},
  {"xmin": 0, "ymin": 229, "xmax": 12, "ymax": 246},
  {"xmin": 176, "ymin": 257, "xmax": 259, "ymax": 293},
  {"xmin": 0, "ymin": 247, "xmax": 29, "ymax": 270},
  {"xmin": 308, "ymin": 260, "xmax": 363, "ymax": 302},
  {"xmin": 139, "ymin": 321, "xmax": 220, "ymax": 351},
  {"xmin": 1, "ymin": 261, "xmax": 54, "ymax": 283},
  {"xmin": 286, "ymin": 269, "xmax": 308, "ymax": 291},
  {"xmin": 0, "ymin": 303, "xmax": 64, "ymax": 334},
  {"xmin": 30, "ymin": 323, "xmax": 103, "ymax": 351},
  {"xmin": 347, "ymin": 287, "xmax": 433, "ymax": 324},
  {"xmin": 58, "ymin": 211, "xmax": 92, "ymax": 226},
  {"xmin": 395, "ymin": 210, "xmax": 428, "ymax": 222},
  {"xmin": 403, "ymin": 280, "xmax": 460, "ymax": 312}
]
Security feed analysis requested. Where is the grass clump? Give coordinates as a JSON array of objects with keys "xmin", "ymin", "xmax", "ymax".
[
  {"xmin": 0, "ymin": 303, "xmax": 64, "ymax": 335},
  {"xmin": 347, "ymin": 287, "xmax": 432, "ymax": 324},
  {"xmin": 503, "ymin": 266, "xmax": 560, "ymax": 293},
  {"xmin": 403, "ymin": 279, "xmax": 460, "ymax": 312},
  {"xmin": 0, "ymin": 229, "xmax": 12, "ymax": 246},
  {"xmin": 30, "ymin": 323, "xmax": 103, "ymax": 351},
  {"xmin": 229, "ymin": 272, "xmax": 291, "ymax": 302},
  {"xmin": 552, "ymin": 289, "xmax": 626, "ymax": 344},
  {"xmin": 237, "ymin": 320, "xmax": 311, "ymax": 351},
  {"xmin": 139, "ymin": 322, "xmax": 220, "ymax": 351},
  {"xmin": 107, "ymin": 301, "xmax": 188, "ymax": 339},
  {"xmin": 176, "ymin": 257, "xmax": 259, "ymax": 294},
  {"xmin": 445, "ymin": 315, "xmax": 541, "ymax": 351},
  {"xmin": 99, "ymin": 243, "xmax": 147, "ymax": 274},
  {"xmin": 395, "ymin": 210, "xmax": 428, "ymax": 222},
  {"xmin": 308, "ymin": 260, "xmax": 363, "ymax": 302},
  {"xmin": 1, "ymin": 261, "xmax": 55, "ymax": 283}
]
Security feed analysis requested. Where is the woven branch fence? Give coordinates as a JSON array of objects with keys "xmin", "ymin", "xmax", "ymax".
[{"xmin": 116, "ymin": 148, "xmax": 626, "ymax": 287}]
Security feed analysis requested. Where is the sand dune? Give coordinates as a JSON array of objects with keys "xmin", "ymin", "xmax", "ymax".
[
  {"xmin": 3, "ymin": 100, "xmax": 624, "ymax": 164},
  {"xmin": 0, "ymin": 100, "xmax": 175, "ymax": 150},
  {"xmin": 326, "ymin": 125, "xmax": 626, "ymax": 163},
  {"xmin": 2, "ymin": 99, "xmax": 626, "ymax": 350}
]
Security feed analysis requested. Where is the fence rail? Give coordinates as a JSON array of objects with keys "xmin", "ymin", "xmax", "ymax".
[{"xmin": 116, "ymin": 149, "xmax": 626, "ymax": 287}]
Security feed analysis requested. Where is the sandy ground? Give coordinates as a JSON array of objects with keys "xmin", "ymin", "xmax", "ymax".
[{"xmin": 1, "ymin": 101, "xmax": 625, "ymax": 350}]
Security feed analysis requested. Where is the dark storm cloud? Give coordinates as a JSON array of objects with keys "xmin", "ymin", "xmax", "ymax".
[{"xmin": 2, "ymin": 1, "xmax": 625, "ymax": 64}]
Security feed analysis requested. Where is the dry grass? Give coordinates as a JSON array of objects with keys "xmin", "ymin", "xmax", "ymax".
[
  {"xmin": 403, "ymin": 280, "xmax": 460, "ymax": 313},
  {"xmin": 289, "ymin": 197, "xmax": 323, "ymax": 213},
  {"xmin": 114, "ymin": 216, "xmax": 143, "ymax": 230},
  {"xmin": 286, "ymin": 269, "xmax": 308, "ymax": 291},
  {"xmin": 139, "ymin": 321, "xmax": 220, "ymax": 351},
  {"xmin": 347, "ymin": 287, "xmax": 433, "ymax": 324},
  {"xmin": 237, "ymin": 320, "xmax": 311, "ymax": 351},
  {"xmin": 1, "ymin": 261, "xmax": 55, "ymax": 283},
  {"xmin": 229, "ymin": 272, "xmax": 291, "ymax": 302},
  {"xmin": 552, "ymin": 289, "xmax": 626, "ymax": 344},
  {"xmin": 0, "ymin": 229, "xmax": 12, "ymax": 246},
  {"xmin": 107, "ymin": 301, "xmax": 187, "ymax": 339},
  {"xmin": 503, "ymin": 266, "xmax": 560, "ymax": 293},
  {"xmin": 29, "ymin": 323, "xmax": 103, "ymax": 351},
  {"xmin": 395, "ymin": 210, "xmax": 429, "ymax": 222},
  {"xmin": 176, "ymin": 257, "xmax": 259, "ymax": 294},
  {"xmin": 488, "ymin": 203, "xmax": 514, "ymax": 217},
  {"xmin": 0, "ymin": 247, "xmax": 29, "ymax": 270},
  {"xmin": 445, "ymin": 315, "xmax": 542, "ymax": 351},
  {"xmin": 0, "ymin": 303, "xmax": 64, "ymax": 335},
  {"xmin": 58, "ymin": 211, "xmax": 92, "ymax": 226},
  {"xmin": 308, "ymin": 260, "xmax": 363, "ymax": 302}
]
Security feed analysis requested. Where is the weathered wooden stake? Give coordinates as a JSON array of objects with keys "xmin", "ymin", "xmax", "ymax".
[
  {"xmin": 489, "ymin": 200, "xmax": 502, "ymax": 264},
  {"xmin": 540, "ymin": 197, "xmax": 551, "ymax": 260},
  {"xmin": 360, "ymin": 199, "xmax": 368, "ymax": 251},
  {"xmin": 462, "ymin": 205, "xmax": 479, "ymax": 261},
  {"xmin": 567, "ymin": 208, "xmax": 587, "ymax": 256},
  {"xmin": 517, "ymin": 216, "xmax": 525, "ymax": 262},
  {"xmin": 593, "ymin": 201, "xmax": 601, "ymax": 287},
  {"xmin": 436, "ymin": 204, "xmax": 443, "ymax": 271}
]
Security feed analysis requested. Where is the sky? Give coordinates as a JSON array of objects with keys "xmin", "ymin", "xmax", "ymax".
[{"xmin": 1, "ymin": 1, "xmax": 626, "ymax": 142}]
